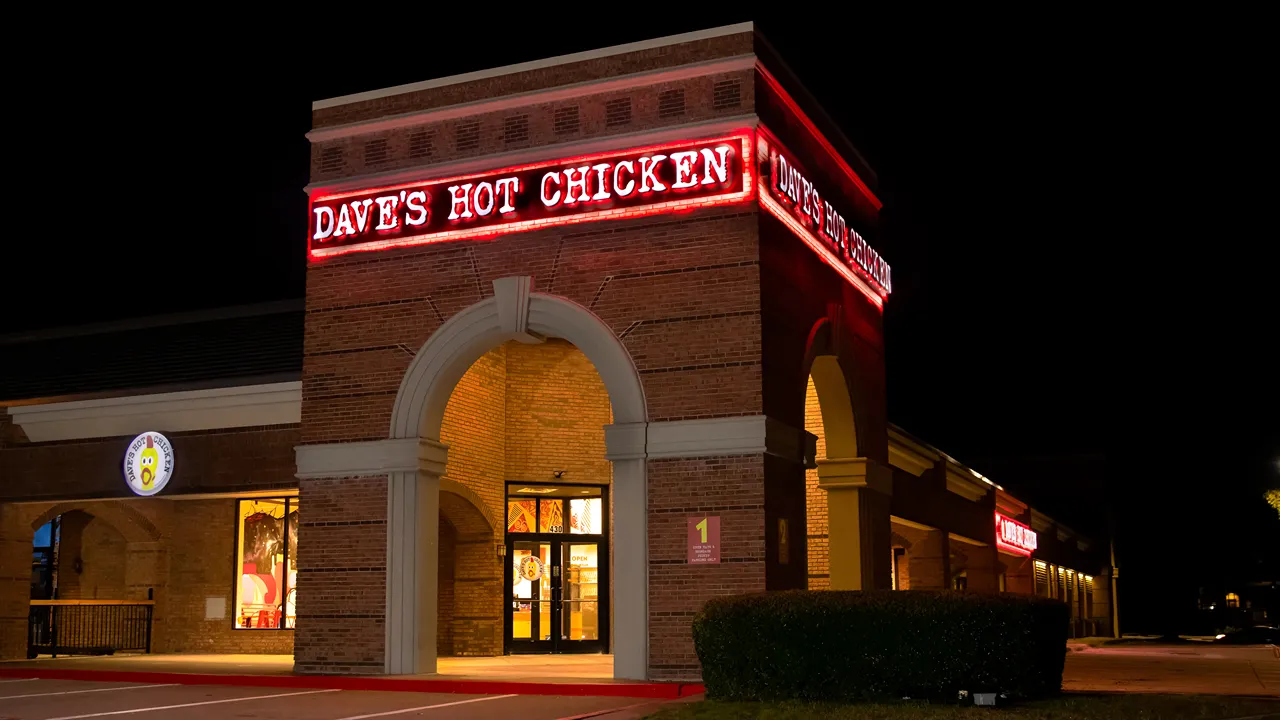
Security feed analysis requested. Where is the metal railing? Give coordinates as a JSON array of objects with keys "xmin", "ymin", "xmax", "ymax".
[{"xmin": 28, "ymin": 601, "xmax": 154, "ymax": 658}]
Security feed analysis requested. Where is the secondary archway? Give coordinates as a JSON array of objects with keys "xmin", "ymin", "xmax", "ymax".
[{"xmin": 385, "ymin": 276, "xmax": 649, "ymax": 679}]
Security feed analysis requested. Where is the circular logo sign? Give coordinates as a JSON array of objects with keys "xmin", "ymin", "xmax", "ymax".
[
  {"xmin": 123, "ymin": 432, "xmax": 174, "ymax": 496},
  {"xmin": 518, "ymin": 555, "xmax": 544, "ymax": 582}
]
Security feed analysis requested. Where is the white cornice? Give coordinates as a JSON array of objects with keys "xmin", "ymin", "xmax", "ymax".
[
  {"xmin": 6, "ymin": 382, "xmax": 301, "ymax": 442},
  {"xmin": 305, "ymin": 115, "xmax": 757, "ymax": 196},
  {"xmin": 611, "ymin": 415, "xmax": 812, "ymax": 464},
  {"xmin": 295, "ymin": 438, "xmax": 440, "ymax": 479},
  {"xmin": 887, "ymin": 430, "xmax": 938, "ymax": 477},
  {"xmin": 944, "ymin": 465, "xmax": 991, "ymax": 502},
  {"xmin": 996, "ymin": 488, "xmax": 1028, "ymax": 516},
  {"xmin": 313, "ymin": 23, "xmax": 754, "ymax": 111},
  {"xmin": 308, "ymin": 55, "xmax": 757, "ymax": 143}
]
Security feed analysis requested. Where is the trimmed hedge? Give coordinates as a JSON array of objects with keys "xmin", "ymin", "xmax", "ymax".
[{"xmin": 692, "ymin": 590, "xmax": 1069, "ymax": 702}]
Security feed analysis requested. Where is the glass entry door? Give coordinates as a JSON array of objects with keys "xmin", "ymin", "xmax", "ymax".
[{"xmin": 505, "ymin": 484, "xmax": 608, "ymax": 654}]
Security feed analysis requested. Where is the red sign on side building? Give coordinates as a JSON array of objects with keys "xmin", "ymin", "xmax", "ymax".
[
  {"xmin": 308, "ymin": 133, "xmax": 752, "ymax": 259},
  {"xmin": 688, "ymin": 515, "xmax": 721, "ymax": 564},
  {"xmin": 995, "ymin": 512, "xmax": 1038, "ymax": 556}
]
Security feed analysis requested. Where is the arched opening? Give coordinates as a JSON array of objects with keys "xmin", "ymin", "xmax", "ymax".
[
  {"xmin": 803, "ymin": 355, "xmax": 859, "ymax": 590},
  {"xmin": 387, "ymin": 283, "xmax": 648, "ymax": 678}
]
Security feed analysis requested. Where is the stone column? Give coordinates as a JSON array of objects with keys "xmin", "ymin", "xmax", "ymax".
[
  {"xmin": 384, "ymin": 440, "xmax": 445, "ymax": 675},
  {"xmin": 909, "ymin": 529, "xmax": 951, "ymax": 590},
  {"xmin": 604, "ymin": 422, "xmax": 648, "ymax": 681},
  {"xmin": 817, "ymin": 457, "xmax": 892, "ymax": 590},
  {"xmin": 295, "ymin": 436, "xmax": 444, "ymax": 675}
]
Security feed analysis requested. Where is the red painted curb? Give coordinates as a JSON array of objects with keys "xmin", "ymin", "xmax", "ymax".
[{"xmin": 0, "ymin": 667, "xmax": 704, "ymax": 699}]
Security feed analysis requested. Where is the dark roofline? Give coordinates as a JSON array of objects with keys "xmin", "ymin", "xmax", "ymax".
[
  {"xmin": 753, "ymin": 29, "xmax": 878, "ymax": 190},
  {"xmin": 0, "ymin": 300, "xmax": 305, "ymax": 346}
]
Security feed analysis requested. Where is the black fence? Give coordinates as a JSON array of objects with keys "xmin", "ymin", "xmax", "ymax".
[{"xmin": 28, "ymin": 602, "xmax": 153, "ymax": 658}]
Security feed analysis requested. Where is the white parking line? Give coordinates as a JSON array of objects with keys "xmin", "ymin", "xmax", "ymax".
[
  {"xmin": 0, "ymin": 677, "xmax": 38, "ymax": 684},
  {"xmin": 333, "ymin": 693, "xmax": 518, "ymax": 719},
  {"xmin": 43, "ymin": 688, "xmax": 341, "ymax": 719},
  {"xmin": 0, "ymin": 684, "xmax": 178, "ymax": 700}
]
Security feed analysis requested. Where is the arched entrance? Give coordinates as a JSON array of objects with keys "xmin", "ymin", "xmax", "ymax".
[
  {"xmin": 385, "ymin": 276, "xmax": 648, "ymax": 678},
  {"xmin": 802, "ymin": 320, "xmax": 892, "ymax": 591}
]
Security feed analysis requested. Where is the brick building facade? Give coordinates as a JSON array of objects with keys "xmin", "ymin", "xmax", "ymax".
[{"xmin": 0, "ymin": 23, "xmax": 1116, "ymax": 682}]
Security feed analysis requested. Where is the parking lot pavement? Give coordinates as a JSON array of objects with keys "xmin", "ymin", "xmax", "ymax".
[
  {"xmin": 1064, "ymin": 644, "xmax": 1280, "ymax": 696},
  {"xmin": 0, "ymin": 679, "xmax": 653, "ymax": 719}
]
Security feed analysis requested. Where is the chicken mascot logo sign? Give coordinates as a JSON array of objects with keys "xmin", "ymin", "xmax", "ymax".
[{"xmin": 123, "ymin": 432, "xmax": 174, "ymax": 496}]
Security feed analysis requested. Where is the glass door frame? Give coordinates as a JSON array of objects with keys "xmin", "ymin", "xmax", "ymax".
[{"xmin": 504, "ymin": 482, "xmax": 610, "ymax": 655}]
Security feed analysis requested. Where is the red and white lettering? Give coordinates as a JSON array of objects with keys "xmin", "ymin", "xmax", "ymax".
[
  {"xmin": 448, "ymin": 184, "xmax": 473, "ymax": 220},
  {"xmin": 351, "ymin": 199, "xmax": 374, "ymax": 233},
  {"xmin": 333, "ymin": 203, "xmax": 357, "ymax": 237},
  {"xmin": 405, "ymin": 190, "xmax": 429, "ymax": 226},
  {"xmin": 495, "ymin": 177, "xmax": 519, "ymax": 213},
  {"xmin": 591, "ymin": 163, "xmax": 611, "ymax": 201},
  {"xmin": 700, "ymin": 146, "xmax": 730, "ymax": 185},
  {"xmin": 563, "ymin": 166, "xmax": 591, "ymax": 204},
  {"xmin": 613, "ymin": 160, "xmax": 636, "ymax": 197},
  {"xmin": 540, "ymin": 172, "xmax": 562, "ymax": 207},
  {"xmin": 375, "ymin": 196, "xmax": 399, "ymax": 230},
  {"xmin": 638, "ymin": 154, "xmax": 667, "ymax": 192},
  {"xmin": 670, "ymin": 151, "xmax": 699, "ymax": 189},
  {"xmin": 473, "ymin": 181, "xmax": 496, "ymax": 217},
  {"xmin": 312, "ymin": 206, "xmax": 335, "ymax": 240}
]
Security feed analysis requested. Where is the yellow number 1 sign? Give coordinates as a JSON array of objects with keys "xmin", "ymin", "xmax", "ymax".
[{"xmin": 687, "ymin": 516, "xmax": 721, "ymax": 564}]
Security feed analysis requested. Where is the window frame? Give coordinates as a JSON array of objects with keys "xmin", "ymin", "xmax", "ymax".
[{"xmin": 232, "ymin": 496, "xmax": 298, "ymax": 631}]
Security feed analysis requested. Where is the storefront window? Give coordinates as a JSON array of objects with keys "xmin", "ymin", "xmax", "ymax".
[
  {"xmin": 31, "ymin": 517, "xmax": 60, "ymax": 600},
  {"xmin": 569, "ymin": 497, "xmax": 601, "ymax": 534},
  {"xmin": 234, "ymin": 498, "xmax": 298, "ymax": 630},
  {"xmin": 507, "ymin": 499, "xmax": 536, "ymax": 533}
]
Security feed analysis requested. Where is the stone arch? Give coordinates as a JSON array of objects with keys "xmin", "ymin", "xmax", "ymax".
[
  {"xmin": 391, "ymin": 281, "xmax": 647, "ymax": 440},
  {"xmin": 802, "ymin": 318, "xmax": 858, "ymax": 458},
  {"xmin": 30, "ymin": 502, "xmax": 161, "ymax": 545},
  {"xmin": 385, "ymin": 276, "xmax": 649, "ymax": 679}
]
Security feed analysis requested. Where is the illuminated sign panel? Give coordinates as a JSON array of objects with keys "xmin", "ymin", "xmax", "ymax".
[
  {"xmin": 756, "ymin": 132, "xmax": 892, "ymax": 304},
  {"xmin": 309, "ymin": 134, "xmax": 751, "ymax": 258},
  {"xmin": 995, "ymin": 512, "xmax": 1038, "ymax": 556}
]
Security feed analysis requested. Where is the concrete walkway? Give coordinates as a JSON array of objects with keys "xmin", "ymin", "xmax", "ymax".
[
  {"xmin": 0, "ymin": 653, "xmax": 612, "ymax": 682},
  {"xmin": 1064, "ymin": 644, "xmax": 1280, "ymax": 696}
]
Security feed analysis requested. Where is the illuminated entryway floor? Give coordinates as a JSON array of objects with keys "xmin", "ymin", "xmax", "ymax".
[{"xmin": 3, "ymin": 653, "xmax": 614, "ymax": 681}]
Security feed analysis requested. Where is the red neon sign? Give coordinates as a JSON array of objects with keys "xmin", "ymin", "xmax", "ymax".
[
  {"xmin": 756, "ymin": 130, "xmax": 892, "ymax": 298},
  {"xmin": 995, "ymin": 512, "xmax": 1038, "ymax": 556},
  {"xmin": 309, "ymin": 133, "xmax": 752, "ymax": 258}
]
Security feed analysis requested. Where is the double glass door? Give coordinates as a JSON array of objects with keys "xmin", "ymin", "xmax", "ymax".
[{"xmin": 505, "ymin": 484, "xmax": 608, "ymax": 654}]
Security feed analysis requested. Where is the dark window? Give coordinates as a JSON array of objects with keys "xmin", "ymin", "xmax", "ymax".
[
  {"xmin": 658, "ymin": 89, "xmax": 685, "ymax": 118},
  {"xmin": 364, "ymin": 138, "xmax": 389, "ymax": 166},
  {"xmin": 554, "ymin": 106, "xmax": 580, "ymax": 136},
  {"xmin": 318, "ymin": 147, "xmax": 343, "ymax": 173},
  {"xmin": 605, "ymin": 98, "xmax": 632, "ymax": 127},
  {"xmin": 713, "ymin": 80, "xmax": 742, "ymax": 110},
  {"xmin": 408, "ymin": 130, "xmax": 434, "ymax": 160},
  {"xmin": 31, "ymin": 516, "xmax": 60, "ymax": 600},
  {"xmin": 504, "ymin": 115, "xmax": 530, "ymax": 147},
  {"xmin": 455, "ymin": 121, "xmax": 481, "ymax": 153}
]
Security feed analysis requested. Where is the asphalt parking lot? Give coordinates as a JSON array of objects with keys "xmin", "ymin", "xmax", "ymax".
[{"xmin": 0, "ymin": 678, "xmax": 657, "ymax": 719}]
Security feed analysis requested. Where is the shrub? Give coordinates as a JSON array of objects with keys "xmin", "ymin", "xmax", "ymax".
[{"xmin": 692, "ymin": 590, "xmax": 1069, "ymax": 702}]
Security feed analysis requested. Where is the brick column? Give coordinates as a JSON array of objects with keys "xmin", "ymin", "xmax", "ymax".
[
  {"xmin": 1003, "ymin": 554, "xmax": 1034, "ymax": 594},
  {"xmin": 965, "ymin": 544, "xmax": 999, "ymax": 593},
  {"xmin": 908, "ymin": 529, "xmax": 950, "ymax": 590},
  {"xmin": 817, "ymin": 457, "xmax": 892, "ymax": 590},
  {"xmin": 0, "ymin": 504, "xmax": 32, "ymax": 659}
]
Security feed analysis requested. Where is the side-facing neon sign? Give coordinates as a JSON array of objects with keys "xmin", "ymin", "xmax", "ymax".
[
  {"xmin": 756, "ymin": 132, "xmax": 891, "ymax": 304},
  {"xmin": 995, "ymin": 512, "xmax": 1038, "ymax": 556},
  {"xmin": 309, "ymin": 133, "xmax": 752, "ymax": 258}
]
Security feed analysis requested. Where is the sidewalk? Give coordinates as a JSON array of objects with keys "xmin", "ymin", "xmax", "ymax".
[{"xmin": 0, "ymin": 654, "xmax": 704, "ymax": 700}]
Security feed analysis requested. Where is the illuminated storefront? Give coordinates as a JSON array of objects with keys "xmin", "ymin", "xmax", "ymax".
[
  {"xmin": 0, "ymin": 23, "xmax": 1116, "ymax": 678},
  {"xmin": 505, "ymin": 484, "xmax": 608, "ymax": 653}
]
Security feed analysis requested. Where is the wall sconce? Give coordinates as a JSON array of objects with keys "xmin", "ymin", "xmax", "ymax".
[{"xmin": 496, "ymin": 542, "xmax": 507, "ymax": 561}]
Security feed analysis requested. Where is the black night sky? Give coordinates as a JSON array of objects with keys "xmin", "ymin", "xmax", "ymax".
[{"xmin": 9, "ymin": 16, "xmax": 1277, "ymax": 630}]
